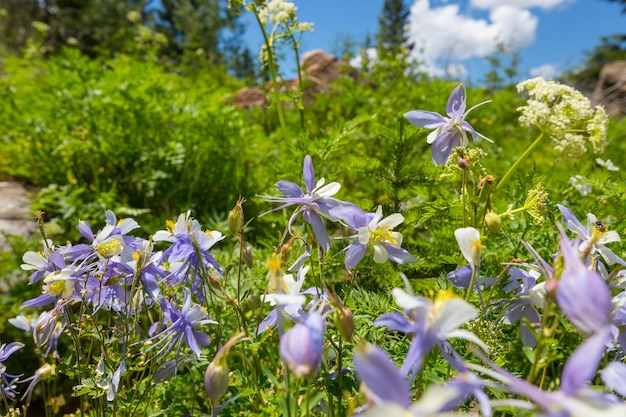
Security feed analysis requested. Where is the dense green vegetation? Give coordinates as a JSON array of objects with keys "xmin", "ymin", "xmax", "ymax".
[{"xmin": 1, "ymin": 1, "xmax": 626, "ymax": 416}]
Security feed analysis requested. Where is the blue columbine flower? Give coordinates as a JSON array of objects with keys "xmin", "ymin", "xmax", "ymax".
[
  {"xmin": 343, "ymin": 206, "xmax": 417, "ymax": 270},
  {"xmin": 144, "ymin": 290, "xmax": 216, "ymax": 360},
  {"xmin": 352, "ymin": 343, "xmax": 466, "ymax": 416},
  {"xmin": 404, "ymin": 83, "xmax": 491, "ymax": 166},
  {"xmin": 259, "ymin": 155, "xmax": 361, "ymax": 251},
  {"xmin": 153, "ymin": 211, "xmax": 224, "ymax": 298},
  {"xmin": 557, "ymin": 204, "xmax": 625, "ymax": 269},
  {"xmin": 375, "ymin": 288, "xmax": 488, "ymax": 383},
  {"xmin": 0, "ymin": 341, "xmax": 24, "ymax": 401}
]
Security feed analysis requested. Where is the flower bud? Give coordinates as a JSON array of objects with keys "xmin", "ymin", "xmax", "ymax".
[
  {"xmin": 204, "ymin": 359, "xmax": 229, "ymax": 405},
  {"xmin": 34, "ymin": 311, "xmax": 57, "ymax": 349},
  {"xmin": 484, "ymin": 211, "xmax": 502, "ymax": 235},
  {"xmin": 457, "ymin": 156, "xmax": 469, "ymax": 169},
  {"xmin": 228, "ymin": 197, "xmax": 245, "ymax": 237},
  {"xmin": 242, "ymin": 241, "xmax": 253, "ymax": 268},
  {"xmin": 280, "ymin": 236, "xmax": 295, "ymax": 266},
  {"xmin": 280, "ymin": 312, "xmax": 325, "ymax": 378},
  {"xmin": 545, "ymin": 277, "xmax": 559, "ymax": 298},
  {"xmin": 326, "ymin": 291, "xmax": 354, "ymax": 342},
  {"xmin": 204, "ymin": 332, "xmax": 245, "ymax": 405}
]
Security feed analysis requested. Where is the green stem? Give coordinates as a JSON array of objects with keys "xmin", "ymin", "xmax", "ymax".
[
  {"xmin": 496, "ymin": 131, "xmax": 544, "ymax": 191},
  {"xmin": 254, "ymin": 12, "xmax": 289, "ymax": 141},
  {"xmin": 292, "ymin": 36, "xmax": 306, "ymax": 130},
  {"xmin": 464, "ymin": 266, "xmax": 478, "ymax": 302}
]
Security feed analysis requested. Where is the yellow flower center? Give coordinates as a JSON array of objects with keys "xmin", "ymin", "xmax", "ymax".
[
  {"xmin": 47, "ymin": 280, "xmax": 67, "ymax": 297},
  {"xmin": 165, "ymin": 219, "xmax": 175, "ymax": 233},
  {"xmin": 370, "ymin": 226, "xmax": 397, "ymax": 245},
  {"xmin": 95, "ymin": 237, "xmax": 123, "ymax": 258}
]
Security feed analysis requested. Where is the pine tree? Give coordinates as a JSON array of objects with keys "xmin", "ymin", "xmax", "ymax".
[
  {"xmin": 376, "ymin": 0, "xmax": 413, "ymax": 54},
  {"xmin": 156, "ymin": 0, "xmax": 243, "ymax": 67}
]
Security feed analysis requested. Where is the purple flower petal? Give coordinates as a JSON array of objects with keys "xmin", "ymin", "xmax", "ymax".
[
  {"xmin": 560, "ymin": 327, "xmax": 611, "ymax": 396},
  {"xmin": 374, "ymin": 312, "xmax": 413, "ymax": 333},
  {"xmin": 0, "ymin": 342, "xmax": 24, "ymax": 362},
  {"xmin": 353, "ymin": 344, "xmax": 411, "ymax": 409},
  {"xmin": 275, "ymin": 180, "xmax": 305, "ymax": 198},
  {"xmin": 557, "ymin": 204, "xmax": 586, "ymax": 237},
  {"xmin": 303, "ymin": 155, "xmax": 316, "ymax": 194},
  {"xmin": 446, "ymin": 84, "xmax": 466, "ymax": 117},
  {"xmin": 303, "ymin": 210, "xmax": 330, "ymax": 251},
  {"xmin": 556, "ymin": 226, "xmax": 612, "ymax": 334},
  {"xmin": 403, "ymin": 110, "xmax": 447, "ymax": 129},
  {"xmin": 78, "ymin": 221, "xmax": 94, "ymax": 241},
  {"xmin": 431, "ymin": 130, "xmax": 457, "ymax": 165},
  {"xmin": 447, "ymin": 265, "xmax": 473, "ymax": 289},
  {"xmin": 601, "ymin": 361, "xmax": 626, "ymax": 397},
  {"xmin": 345, "ymin": 242, "xmax": 367, "ymax": 270},
  {"xmin": 384, "ymin": 244, "xmax": 417, "ymax": 264}
]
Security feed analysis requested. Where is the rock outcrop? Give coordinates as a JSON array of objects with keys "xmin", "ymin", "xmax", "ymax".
[
  {"xmin": 231, "ymin": 50, "xmax": 357, "ymax": 109},
  {"xmin": 593, "ymin": 60, "xmax": 626, "ymax": 117},
  {"xmin": 0, "ymin": 181, "xmax": 36, "ymax": 252}
]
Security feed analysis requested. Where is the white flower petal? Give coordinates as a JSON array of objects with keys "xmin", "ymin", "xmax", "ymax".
[
  {"xmin": 454, "ymin": 227, "xmax": 481, "ymax": 268},
  {"xmin": 379, "ymin": 213, "xmax": 404, "ymax": 229},
  {"xmin": 598, "ymin": 230, "xmax": 621, "ymax": 245},
  {"xmin": 392, "ymin": 288, "xmax": 426, "ymax": 310},
  {"xmin": 373, "ymin": 244, "xmax": 388, "ymax": 263},
  {"xmin": 315, "ymin": 181, "xmax": 340, "ymax": 197},
  {"xmin": 358, "ymin": 227, "xmax": 371, "ymax": 245},
  {"xmin": 426, "ymin": 128, "xmax": 440, "ymax": 144},
  {"xmin": 435, "ymin": 298, "xmax": 478, "ymax": 335}
]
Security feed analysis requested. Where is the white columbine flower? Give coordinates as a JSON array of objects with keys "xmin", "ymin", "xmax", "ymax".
[
  {"xmin": 358, "ymin": 206, "xmax": 405, "ymax": 263},
  {"xmin": 454, "ymin": 227, "xmax": 483, "ymax": 271}
]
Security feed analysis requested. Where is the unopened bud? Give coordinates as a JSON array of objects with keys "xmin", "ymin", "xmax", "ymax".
[
  {"xmin": 242, "ymin": 241, "xmax": 253, "ymax": 268},
  {"xmin": 204, "ymin": 332, "xmax": 245, "ymax": 405},
  {"xmin": 228, "ymin": 197, "xmax": 245, "ymax": 237},
  {"xmin": 545, "ymin": 278, "xmax": 559, "ymax": 298},
  {"xmin": 280, "ymin": 312, "xmax": 325, "ymax": 378},
  {"xmin": 484, "ymin": 211, "xmax": 502, "ymax": 235},
  {"xmin": 326, "ymin": 291, "xmax": 354, "ymax": 342},
  {"xmin": 333, "ymin": 309, "xmax": 354, "ymax": 343},
  {"xmin": 34, "ymin": 311, "xmax": 57, "ymax": 349},
  {"xmin": 280, "ymin": 236, "xmax": 295, "ymax": 265},
  {"xmin": 457, "ymin": 156, "xmax": 469, "ymax": 169},
  {"xmin": 204, "ymin": 360, "xmax": 229, "ymax": 405}
]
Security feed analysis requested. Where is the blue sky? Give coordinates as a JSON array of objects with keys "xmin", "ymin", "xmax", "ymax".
[{"xmin": 241, "ymin": 0, "xmax": 625, "ymax": 83}]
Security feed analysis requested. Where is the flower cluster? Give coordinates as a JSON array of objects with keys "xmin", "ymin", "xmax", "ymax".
[
  {"xmin": 517, "ymin": 77, "xmax": 609, "ymax": 158},
  {"xmin": 7, "ymin": 210, "xmax": 224, "ymax": 404}
]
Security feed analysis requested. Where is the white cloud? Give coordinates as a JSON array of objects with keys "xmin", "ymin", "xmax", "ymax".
[
  {"xmin": 349, "ymin": 47, "xmax": 378, "ymax": 69},
  {"xmin": 407, "ymin": 0, "xmax": 538, "ymax": 75},
  {"xmin": 530, "ymin": 63, "xmax": 559, "ymax": 79},
  {"xmin": 470, "ymin": 0, "xmax": 570, "ymax": 10}
]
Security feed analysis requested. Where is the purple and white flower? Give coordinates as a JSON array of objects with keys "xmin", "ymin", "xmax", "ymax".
[{"xmin": 404, "ymin": 83, "xmax": 491, "ymax": 165}]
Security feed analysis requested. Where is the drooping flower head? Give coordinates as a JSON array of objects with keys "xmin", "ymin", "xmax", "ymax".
[
  {"xmin": 555, "ymin": 224, "xmax": 612, "ymax": 335},
  {"xmin": 404, "ymin": 83, "xmax": 492, "ymax": 165},
  {"xmin": 280, "ymin": 308, "xmax": 326, "ymax": 378},
  {"xmin": 0, "ymin": 341, "xmax": 24, "ymax": 400}
]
